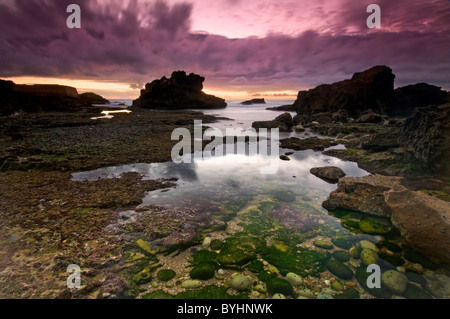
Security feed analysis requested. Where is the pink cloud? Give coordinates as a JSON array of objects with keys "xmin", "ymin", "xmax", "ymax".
[{"xmin": 0, "ymin": 0, "xmax": 449, "ymax": 94}]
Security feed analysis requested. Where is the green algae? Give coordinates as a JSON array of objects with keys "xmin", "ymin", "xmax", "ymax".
[{"xmin": 157, "ymin": 269, "xmax": 176, "ymax": 281}]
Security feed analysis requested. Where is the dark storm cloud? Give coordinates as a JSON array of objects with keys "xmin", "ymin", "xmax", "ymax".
[{"xmin": 0, "ymin": 0, "xmax": 449, "ymax": 91}]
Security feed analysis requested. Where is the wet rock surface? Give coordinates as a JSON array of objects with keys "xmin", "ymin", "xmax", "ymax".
[{"xmin": 310, "ymin": 166, "xmax": 346, "ymax": 184}]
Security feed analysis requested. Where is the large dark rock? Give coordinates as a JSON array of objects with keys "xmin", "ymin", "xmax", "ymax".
[
  {"xmin": 400, "ymin": 103, "xmax": 450, "ymax": 175},
  {"xmin": 132, "ymin": 71, "xmax": 227, "ymax": 110},
  {"xmin": 241, "ymin": 98, "xmax": 266, "ymax": 105},
  {"xmin": 393, "ymin": 83, "xmax": 450, "ymax": 116},
  {"xmin": 310, "ymin": 166, "xmax": 346, "ymax": 184},
  {"xmin": 293, "ymin": 66, "xmax": 395, "ymax": 117},
  {"xmin": 0, "ymin": 80, "xmax": 87, "ymax": 115},
  {"xmin": 252, "ymin": 112, "xmax": 294, "ymax": 132}
]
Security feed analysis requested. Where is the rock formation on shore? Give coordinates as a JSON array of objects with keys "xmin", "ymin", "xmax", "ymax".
[
  {"xmin": 322, "ymin": 175, "xmax": 450, "ymax": 264},
  {"xmin": 132, "ymin": 71, "xmax": 227, "ymax": 110},
  {"xmin": 0, "ymin": 80, "xmax": 90, "ymax": 114},
  {"xmin": 241, "ymin": 98, "xmax": 266, "ymax": 105},
  {"xmin": 293, "ymin": 66, "xmax": 450, "ymax": 117}
]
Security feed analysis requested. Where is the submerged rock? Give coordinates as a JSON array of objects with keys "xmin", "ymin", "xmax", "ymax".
[
  {"xmin": 270, "ymin": 205, "xmax": 315, "ymax": 232},
  {"xmin": 325, "ymin": 260, "xmax": 354, "ymax": 280},
  {"xmin": 230, "ymin": 274, "xmax": 253, "ymax": 291},
  {"xmin": 381, "ymin": 270, "xmax": 408, "ymax": 294},
  {"xmin": 310, "ymin": 166, "xmax": 346, "ymax": 184}
]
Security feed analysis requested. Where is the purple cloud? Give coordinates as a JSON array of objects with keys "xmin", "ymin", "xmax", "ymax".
[{"xmin": 0, "ymin": 0, "xmax": 449, "ymax": 95}]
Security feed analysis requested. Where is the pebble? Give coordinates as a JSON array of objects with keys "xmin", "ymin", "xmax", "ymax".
[
  {"xmin": 286, "ymin": 272, "xmax": 303, "ymax": 286},
  {"xmin": 272, "ymin": 293, "xmax": 286, "ymax": 299},
  {"xmin": 202, "ymin": 237, "xmax": 211, "ymax": 250},
  {"xmin": 217, "ymin": 269, "xmax": 225, "ymax": 276},
  {"xmin": 345, "ymin": 281, "xmax": 356, "ymax": 287},
  {"xmin": 298, "ymin": 289, "xmax": 315, "ymax": 299}
]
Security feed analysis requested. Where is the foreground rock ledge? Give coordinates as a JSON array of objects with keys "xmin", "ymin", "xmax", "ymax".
[{"xmin": 322, "ymin": 174, "xmax": 450, "ymax": 264}]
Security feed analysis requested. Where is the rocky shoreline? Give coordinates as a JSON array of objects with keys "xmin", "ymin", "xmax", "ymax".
[{"xmin": 1, "ymin": 67, "xmax": 449, "ymax": 300}]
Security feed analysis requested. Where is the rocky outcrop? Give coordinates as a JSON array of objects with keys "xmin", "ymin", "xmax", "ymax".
[
  {"xmin": 241, "ymin": 98, "xmax": 266, "ymax": 105},
  {"xmin": 13, "ymin": 84, "xmax": 78, "ymax": 97},
  {"xmin": 293, "ymin": 66, "xmax": 395, "ymax": 117},
  {"xmin": 322, "ymin": 175, "xmax": 402, "ymax": 217},
  {"xmin": 323, "ymin": 174, "xmax": 450, "ymax": 264},
  {"xmin": 293, "ymin": 66, "xmax": 450, "ymax": 118},
  {"xmin": 310, "ymin": 166, "xmax": 346, "ymax": 184},
  {"xmin": 280, "ymin": 137, "xmax": 337, "ymax": 151},
  {"xmin": 79, "ymin": 92, "xmax": 110, "ymax": 105},
  {"xmin": 385, "ymin": 185, "xmax": 450, "ymax": 264},
  {"xmin": 399, "ymin": 103, "xmax": 450, "ymax": 176},
  {"xmin": 393, "ymin": 83, "xmax": 450, "ymax": 116},
  {"xmin": 252, "ymin": 112, "xmax": 294, "ymax": 132},
  {"xmin": 0, "ymin": 80, "xmax": 87, "ymax": 114},
  {"xmin": 132, "ymin": 71, "xmax": 227, "ymax": 110}
]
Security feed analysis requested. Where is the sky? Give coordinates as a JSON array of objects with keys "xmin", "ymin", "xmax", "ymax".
[{"xmin": 0, "ymin": 0, "xmax": 449, "ymax": 99}]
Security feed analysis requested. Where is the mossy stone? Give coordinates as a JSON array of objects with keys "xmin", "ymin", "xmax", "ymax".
[
  {"xmin": 331, "ymin": 281, "xmax": 344, "ymax": 291},
  {"xmin": 190, "ymin": 263, "xmax": 215, "ymax": 280},
  {"xmin": 136, "ymin": 239, "xmax": 158, "ymax": 255},
  {"xmin": 314, "ymin": 240, "xmax": 334, "ymax": 250},
  {"xmin": 333, "ymin": 251, "xmax": 351, "ymax": 262},
  {"xmin": 325, "ymin": 260, "xmax": 354, "ymax": 280},
  {"xmin": 266, "ymin": 278, "xmax": 293, "ymax": 296},
  {"xmin": 359, "ymin": 240, "xmax": 377, "ymax": 251},
  {"xmin": 230, "ymin": 274, "xmax": 253, "ymax": 291},
  {"xmin": 377, "ymin": 240, "xmax": 402, "ymax": 253},
  {"xmin": 381, "ymin": 270, "xmax": 408, "ymax": 295},
  {"xmin": 360, "ymin": 248, "xmax": 379, "ymax": 266},
  {"xmin": 359, "ymin": 219, "xmax": 392, "ymax": 235},
  {"xmin": 331, "ymin": 237, "xmax": 354, "ymax": 250},
  {"xmin": 157, "ymin": 269, "xmax": 176, "ymax": 281}
]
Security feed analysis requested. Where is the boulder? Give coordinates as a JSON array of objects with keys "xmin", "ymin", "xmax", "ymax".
[
  {"xmin": 310, "ymin": 166, "xmax": 346, "ymax": 184},
  {"xmin": 322, "ymin": 175, "xmax": 403, "ymax": 217},
  {"xmin": 252, "ymin": 112, "xmax": 293, "ymax": 132},
  {"xmin": 293, "ymin": 66, "xmax": 395, "ymax": 117},
  {"xmin": 385, "ymin": 185, "xmax": 450, "ymax": 264},
  {"xmin": 393, "ymin": 83, "xmax": 450, "ymax": 116},
  {"xmin": 132, "ymin": 71, "xmax": 227, "ymax": 110},
  {"xmin": 399, "ymin": 103, "xmax": 450, "ymax": 176},
  {"xmin": 241, "ymin": 98, "xmax": 266, "ymax": 105}
]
